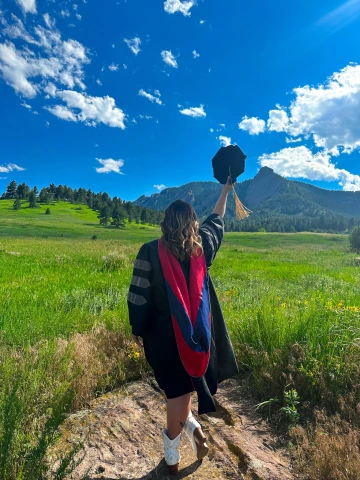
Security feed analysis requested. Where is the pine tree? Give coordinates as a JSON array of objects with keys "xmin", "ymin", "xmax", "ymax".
[
  {"xmin": 5, "ymin": 181, "xmax": 17, "ymax": 199},
  {"xmin": 350, "ymin": 226, "xmax": 360, "ymax": 253},
  {"xmin": 29, "ymin": 191, "xmax": 37, "ymax": 208},
  {"xmin": 16, "ymin": 182, "xmax": 30, "ymax": 199},
  {"xmin": 98, "ymin": 205, "xmax": 111, "ymax": 226},
  {"xmin": 140, "ymin": 208, "xmax": 148, "ymax": 225},
  {"xmin": 13, "ymin": 198, "xmax": 21, "ymax": 210},
  {"xmin": 45, "ymin": 207, "xmax": 51, "ymax": 215}
]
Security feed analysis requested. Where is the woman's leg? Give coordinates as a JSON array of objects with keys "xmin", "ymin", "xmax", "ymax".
[{"xmin": 166, "ymin": 393, "xmax": 191, "ymax": 440}]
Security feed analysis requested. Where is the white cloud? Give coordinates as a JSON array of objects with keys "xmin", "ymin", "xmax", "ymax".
[
  {"xmin": 161, "ymin": 50, "xmax": 178, "ymax": 68},
  {"xmin": 96, "ymin": 78, "xmax": 102, "ymax": 86},
  {"xmin": 259, "ymin": 146, "xmax": 360, "ymax": 191},
  {"xmin": 112, "ymin": 44, "xmax": 115, "ymax": 48},
  {"xmin": 164, "ymin": 0, "xmax": 195, "ymax": 16},
  {"xmin": 96, "ymin": 158, "xmax": 124, "ymax": 174},
  {"xmin": 45, "ymin": 121, "xmax": 50, "ymax": 127},
  {"xmin": 76, "ymin": 13, "xmax": 82, "ymax": 20},
  {"xmin": 46, "ymin": 90, "xmax": 126, "ymax": 129},
  {"xmin": 124, "ymin": 37, "xmax": 141, "ymax": 55},
  {"xmin": 0, "ymin": 17, "xmax": 90, "ymax": 98},
  {"xmin": 0, "ymin": 177, "xmax": 8, "ymax": 180},
  {"xmin": 238, "ymin": 116, "xmax": 266, "ymax": 135},
  {"xmin": 16, "ymin": 0, "xmax": 37, "ymax": 14},
  {"xmin": 210, "ymin": 128, "xmax": 214, "ymax": 133},
  {"xmin": 180, "ymin": 105, "xmax": 206, "ymax": 118},
  {"xmin": 43, "ymin": 14, "xmax": 55, "ymax": 29},
  {"xmin": 21, "ymin": 102, "xmax": 32, "ymax": 109},
  {"xmin": 192, "ymin": 50, "xmax": 200, "ymax": 59},
  {"xmin": 0, "ymin": 163, "xmax": 25, "ymax": 173},
  {"xmin": 139, "ymin": 114, "xmax": 152, "ymax": 120},
  {"xmin": 200, "ymin": 20, "xmax": 205, "ymax": 24},
  {"xmin": 138, "ymin": 89, "xmax": 162, "ymax": 105},
  {"xmin": 123, "ymin": 64, "xmax": 128, "ymax": 70},
  {"xmin": 73, "ymin": 4, "xmax": 78, "ymax": 11},
  {"xmin": 154, "ymin": 184, "xmax": 166, "ymax": 191},
  {"xmin": 219, "ymin": 136, "xmax": 231, "ymax": 147},
  {"xmin": 108, "ymin": 63, "xmax": 119, "ymax": 71},
  {"xmin": 264, "ymin": 63, "xmax": 360, "ymax": 153},
  {"xmin": 60, "ymin": 9, "xmax": 70, "ymax": 17},
  {"xmin": 285, "ymin": 137, "xmax": 302, "ymax": 143},
  {"xmin": 267, "ymin": 108, "xmax": 289, "ymax": 132},
  {"xmin": 45, "ymin": 104, "xmax": 78, "ymax": 121}
]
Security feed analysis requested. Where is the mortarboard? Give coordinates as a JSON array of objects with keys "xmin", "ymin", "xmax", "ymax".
[{"xmin": 212, "ymin": 145, "xmax": 251, "ymax": 219}]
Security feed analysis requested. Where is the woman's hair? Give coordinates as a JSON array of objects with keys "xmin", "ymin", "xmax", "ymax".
[{"xmin": 160, "ymin": 200, "xmax": 203, "ymax": 262}]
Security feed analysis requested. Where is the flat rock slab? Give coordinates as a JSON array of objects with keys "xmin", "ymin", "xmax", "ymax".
[{"xmin": 57, "ymin": 379, "xmax": 294, "ymax": 480}]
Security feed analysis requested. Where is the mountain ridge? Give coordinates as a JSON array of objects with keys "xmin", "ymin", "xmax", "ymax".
[{"xmin": 135, "ymin": 167, "xmax": 360, "ymax": 218}]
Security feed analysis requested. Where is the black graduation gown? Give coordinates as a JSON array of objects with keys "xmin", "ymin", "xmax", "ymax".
[{"xmin": 127, "ymin": 214, "xmax": 238, "ymax": 414}]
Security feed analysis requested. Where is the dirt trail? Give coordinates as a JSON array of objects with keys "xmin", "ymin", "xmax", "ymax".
[{"xmin": 57, "ymin": 379, "xmax": 294, "ymax": 480}]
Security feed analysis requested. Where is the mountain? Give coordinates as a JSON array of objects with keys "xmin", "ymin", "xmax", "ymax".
[{"xmin": 135, "ymin": 167, "xmax": 360, "ymax": 218}]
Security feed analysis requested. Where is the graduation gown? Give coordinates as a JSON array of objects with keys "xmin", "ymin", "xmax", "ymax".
[{"xmin": 127, "ymin": 214, "xmax": 238, "ymax": 413}]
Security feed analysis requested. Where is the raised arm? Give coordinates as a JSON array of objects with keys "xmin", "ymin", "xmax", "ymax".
[{"xmin": 212, "ymin": 177, "xmax": 234, "ymax": 218}]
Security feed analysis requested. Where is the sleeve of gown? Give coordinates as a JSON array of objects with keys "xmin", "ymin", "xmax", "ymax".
[
  {"xmin": 199, "ymin": 213, "xmax": 225, "ymax": 269},
  {"xmin": 127, "ymin": 244, "xmax": 153, "ymax": 337}
]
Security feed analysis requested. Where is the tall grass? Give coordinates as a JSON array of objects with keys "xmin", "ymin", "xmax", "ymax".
[{"xmin": 1, "ymin": 200, "xmax": 360, "ymax": 477}]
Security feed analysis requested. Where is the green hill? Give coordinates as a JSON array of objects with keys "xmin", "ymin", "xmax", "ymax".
[{"xmin": 0, "ymin": 200, "xmax": 158, "ymax": 242}]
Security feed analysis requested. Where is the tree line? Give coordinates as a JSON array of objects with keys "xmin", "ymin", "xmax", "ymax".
[
  {"xmin": 1, "ymin": 180, "xmax": 164, "ymax": 227},
  {"xmin": 225, "ymin": 212, "xmax": 360, "ymax": 234},
  {"xmin": 2, "ymin": 180, "xmax": 359, "ymax": 233}
]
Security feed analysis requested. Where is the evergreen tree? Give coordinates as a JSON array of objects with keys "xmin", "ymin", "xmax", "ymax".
[
  {"xmin": 16, "ymin": 182, "xmax": 30, "ymax": 199},
  {"xmin": 13, "ymin": 198, "xmax": 21, "ymax": 210},
  {"xmin": 55, "ymin": 185, "xmax": 64, "ymax": 201},
  {"xmin": 29, "ymin": 191, "xmax": 37, "ymax": 208},
  {"xmin": 350, "ymin": 226, "xmax": 360, "ymax": 253},
  {"xmin": 140, "ymin": 208, "xmax": 148, "ymax": 224},
  {"xmin": 98, "ymin": 205, "xmax": 111, "ymax": 226},
  {"xmin": 39, "ymin": 188, "xmax": 51, "ymax": 204},
  {"xmin": 45, "ymin": 207, "xmax": 51, "ymax": 215},
  {"xmin": 111, "ymin": 204, "xmax": 126, "ymax": 228},
  {"xmin": 5, "ymin": 180, "xmax": 17, "ymax": 199}
]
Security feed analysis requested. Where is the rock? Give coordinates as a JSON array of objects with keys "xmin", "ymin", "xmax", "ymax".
[{"xmin": 56, "ymin": 379, "xmax": 293, "ymax": 480}]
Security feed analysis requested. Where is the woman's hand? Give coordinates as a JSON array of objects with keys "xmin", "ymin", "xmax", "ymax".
[
  {"xmin": 223, "ymin": 176, "xmax": 235, "ymax": 194},
  {"xmin": 213, "ymin": 177, "xmax": 234, "ymax": 217},
  {"xmin": 132, "ymin": 335, "xmax": 143, "ymax": 348}
]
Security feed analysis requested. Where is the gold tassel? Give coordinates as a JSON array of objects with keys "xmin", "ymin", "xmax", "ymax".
[{"xmin": 233, "ymin": 187, "xmax": 252, "ymax": 219}]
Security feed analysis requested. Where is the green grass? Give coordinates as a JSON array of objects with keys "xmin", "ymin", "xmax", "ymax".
[{"xmin": 1, "ymin": 199, "xmax": 360, "ymax": 478}]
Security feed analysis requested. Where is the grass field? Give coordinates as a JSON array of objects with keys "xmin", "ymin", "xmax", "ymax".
[{"xmin": 1, "ymin": 199, "xmax": 360, "ymax": 479}]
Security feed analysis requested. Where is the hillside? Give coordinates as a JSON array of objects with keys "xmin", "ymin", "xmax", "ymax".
[
  {"xmin": 135, "ymin": 167, "xmax": 360, "ymax": 218},
  {"xmin": 0, "ymin": 200, "xmax": 159, "ymax": 241}
]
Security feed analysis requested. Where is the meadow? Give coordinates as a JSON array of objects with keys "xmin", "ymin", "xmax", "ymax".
[{"xmin": 1, "ymin": 199, "xmax": 360, "ymax": 479}]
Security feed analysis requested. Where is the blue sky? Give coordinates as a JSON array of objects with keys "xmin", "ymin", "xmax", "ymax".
[{"xmin": 1, "ymin": 0, "xmax": 360, "ymax": 200}]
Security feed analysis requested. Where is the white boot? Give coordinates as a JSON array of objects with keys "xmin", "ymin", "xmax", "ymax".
[
  {"xmin": 183, "ymin": 411, "xmax": 209, "ymax": 460},
  {"xmin": 162, "ymin": 429, "xmax": 181, "ymax": 475}
]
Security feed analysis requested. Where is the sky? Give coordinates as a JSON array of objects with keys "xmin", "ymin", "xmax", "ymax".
[{"xmin": 1, "ymin": 0, "xmax": 360, "ymax": 201}]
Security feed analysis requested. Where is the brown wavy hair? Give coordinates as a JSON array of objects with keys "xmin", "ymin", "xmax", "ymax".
[{"xmin": 160, "ymin": 200, "xmax": 203, "ymax": 262}]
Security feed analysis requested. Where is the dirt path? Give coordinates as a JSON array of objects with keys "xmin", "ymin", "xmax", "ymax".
[{"xmin": 57, "ymin": 379, "xmax": 294, "ymax": 480}]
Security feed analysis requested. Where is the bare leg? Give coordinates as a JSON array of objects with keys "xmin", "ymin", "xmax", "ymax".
[{"xmin": 167, "ymin": 393, "xmax": 191, "ymax": 440}]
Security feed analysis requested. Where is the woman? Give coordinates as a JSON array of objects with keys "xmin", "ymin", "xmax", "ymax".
[{"xmin": 127, "ymin": 178, "xmax": 238, "ymax": 474}]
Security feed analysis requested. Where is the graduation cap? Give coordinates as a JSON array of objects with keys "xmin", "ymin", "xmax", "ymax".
[{"xmin": 212, "ymin": 145, "xmax": 251, "ymax": 220}]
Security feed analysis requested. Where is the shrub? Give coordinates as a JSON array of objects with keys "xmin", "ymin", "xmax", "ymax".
[{"xmin": 45, "ymin": 208, "xmax": 51, "ymax": 215}]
